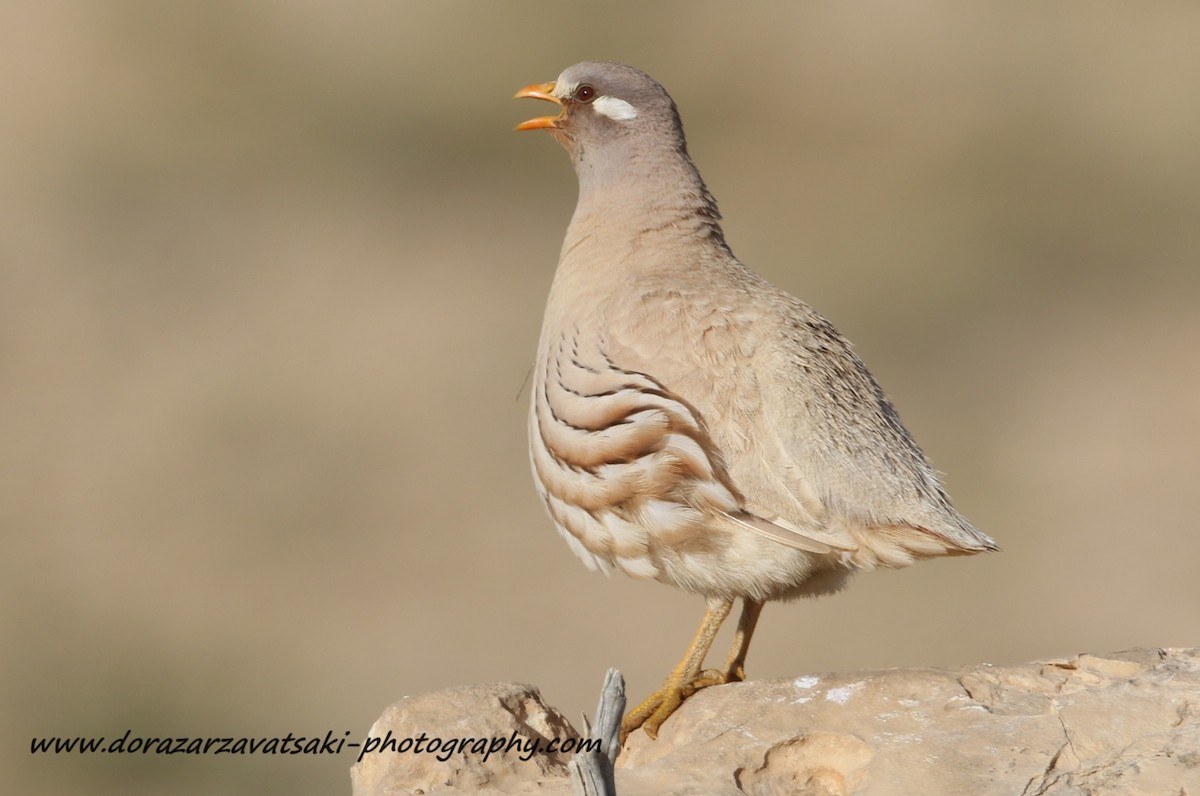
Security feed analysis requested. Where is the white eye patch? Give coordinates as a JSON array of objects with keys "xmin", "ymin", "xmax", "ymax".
[{"xmin": 593, "ymin": 96, "xmax": 637, "ymax": 121}]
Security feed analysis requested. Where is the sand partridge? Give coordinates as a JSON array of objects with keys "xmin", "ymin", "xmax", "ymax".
[{"xmin": 514, "ymin": 61, "xmax": 997, "ymax": 742}]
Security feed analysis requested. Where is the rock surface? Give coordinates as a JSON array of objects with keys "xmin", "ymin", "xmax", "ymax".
[
  {"xmin": 350, "ymin": 682, "xmax": 581, "ymax": 795},
  {"xmin": 351, "ymin": 649, "xmax": 1200, "ymax": 795}
]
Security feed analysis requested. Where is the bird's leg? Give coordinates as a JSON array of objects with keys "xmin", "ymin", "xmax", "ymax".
[
  {"xmin": 620, "ymin": 596, "xmax": 732, "ymax": 743},
  {"xmin": 695, "ymin": 598, "xmax": 764, "ymax": 687}
]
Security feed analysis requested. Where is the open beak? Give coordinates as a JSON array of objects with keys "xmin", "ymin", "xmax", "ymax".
[{"xmin": 513, "ymin": 82, "xmax": 562, "ymax": 131}]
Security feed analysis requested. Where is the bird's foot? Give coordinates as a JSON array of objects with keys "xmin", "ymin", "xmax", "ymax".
[
  {"xmin": 620, "ymin": 667, "xmax": 743, "ymax": 743},
  {"xmin": 620, "ymin": 681, "xmax": 690, "ymax": 743},
  {"xmin": 691, "ymin": 663, "xmax": 746, "ymax": 689}
]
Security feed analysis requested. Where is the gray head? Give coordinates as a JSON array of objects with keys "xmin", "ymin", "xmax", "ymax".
[
  {"xmin": 515, "ymin": 61, "xmax": 720, "ymax": 224},
  {"xmin": 515, "ymin": 61, "xmax": 685, "ymax": 149}
]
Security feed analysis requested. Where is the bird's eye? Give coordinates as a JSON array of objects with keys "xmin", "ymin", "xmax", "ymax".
[{"xmin": 575, "ymin": 84, "xmax": 596, "ymax": 102}]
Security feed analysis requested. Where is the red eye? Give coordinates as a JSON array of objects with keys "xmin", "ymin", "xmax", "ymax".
[{"xmin": 575, "ymin": 84, "xmax": 596, "ymax": 102}]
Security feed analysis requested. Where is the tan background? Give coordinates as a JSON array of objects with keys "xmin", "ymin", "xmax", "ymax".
[{"xmin": 4, "ymin": 2, "xmax": 1198, "ymax": 794}]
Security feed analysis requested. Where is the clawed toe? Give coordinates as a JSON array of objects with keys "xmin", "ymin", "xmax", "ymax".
[
  {"xmin": 620, "ymin": 683, "xmax": 686, "ymax": 742},
  {"xmin": 691, "ymin": 667, "xmax": 730, "ymax": 689},
  {"xmin": 620, "ymin": 599, "xmax": 765, "ymax": 744},
  {"xmin": 621, "ymin": 667, "xmax": 747, "ymax": 743}
]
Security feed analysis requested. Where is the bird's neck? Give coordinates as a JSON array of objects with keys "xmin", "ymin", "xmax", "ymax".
[{"xmin": 567, "ymin": 146, "xmax": 728, "ymax": 258}]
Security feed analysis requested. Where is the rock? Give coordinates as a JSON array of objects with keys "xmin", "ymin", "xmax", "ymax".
[
  {"xmin": 352, "ymin": 649, "xmax": 1200, "ymax": 795},
  {"xmin": 350, "ymin": 682, "xmax": 581, "ymax": 795}
]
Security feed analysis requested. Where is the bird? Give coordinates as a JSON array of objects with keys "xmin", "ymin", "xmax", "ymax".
[{"xmin": 513, "ymin": 61, "xmax": 997, "ymax": 743}]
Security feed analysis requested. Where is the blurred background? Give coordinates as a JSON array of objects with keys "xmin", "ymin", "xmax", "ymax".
[{"xmin": 3, "ymin": 1, "xmax": 1198, "ymax": 794}]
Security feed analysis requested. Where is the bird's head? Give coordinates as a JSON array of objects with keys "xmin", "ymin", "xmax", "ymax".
[
  {"xmin": 513, "ymin": 61, "xmax": 721, "ymax": 231},
  {"xmin": 514, "ymin": 61, "xmax": 687, "ymax": 166}
]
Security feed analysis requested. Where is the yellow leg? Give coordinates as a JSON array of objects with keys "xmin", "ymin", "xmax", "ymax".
[
  {"xmin": 696, "ymin": 599, "xmax": 764, "ymax": 686},
  {"xmin": 621, "ymin": 597, "xmax": 732, "ymax": 742}
]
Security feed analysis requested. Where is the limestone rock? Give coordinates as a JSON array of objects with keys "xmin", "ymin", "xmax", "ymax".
[
  {"xmin": 350, "ymin": 682, "xmax": 580, "ymax": 795},
  {"xmin": 352, "ymin": 649, "xmax": 1200, "ymax": 795}
]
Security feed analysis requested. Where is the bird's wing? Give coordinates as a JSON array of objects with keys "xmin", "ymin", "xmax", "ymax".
[
  {"xmin": 723, "ymin": 512, "xmax": 840, "ymax": 554},
  {"xmin": 533, "ymin": 325, "xmax": 842, "ymax": 557},
  {"xmin": 590, "ymin": 286, "xmax": 859, "ymax": 554},
  {"xmin": 759, "ymin": 297, "xmax": 997, "ymax": 556},
  {"xmin": 598, "ymin": 271, "xmax": 993, "ymax": 562}
]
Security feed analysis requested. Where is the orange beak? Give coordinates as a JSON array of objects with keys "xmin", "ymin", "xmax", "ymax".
[{"xmin": 513, "ymin": 82, "xmax": 563, "ymax": 131}]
